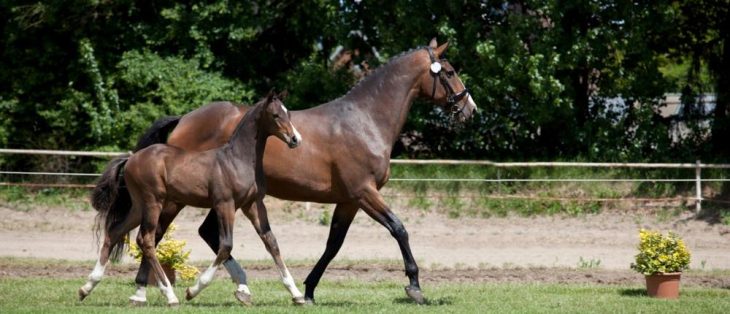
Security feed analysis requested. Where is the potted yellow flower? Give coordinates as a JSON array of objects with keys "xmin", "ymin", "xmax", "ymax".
[
  {"xmin": 126, "ymin": 223, "xmax": 199, "ymax": 285},
  {"xmin": 630, "ymin": 229, "xmax": 691, "ymax": 299}
]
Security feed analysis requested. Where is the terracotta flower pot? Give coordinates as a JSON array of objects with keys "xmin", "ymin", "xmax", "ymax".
[
  {"xmin": 645, "ymin": 272, "xmax": 681, "ymax": 299},
  {"xmin": 148, "ymin": 263, "xmax": 176, "ymax": 286}
]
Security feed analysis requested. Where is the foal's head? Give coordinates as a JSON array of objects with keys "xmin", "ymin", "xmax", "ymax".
[
  {"xmin": 417, "ymin": 38, "xmax": 478, "ymax": 122},
  {"xmin": 261, "ymin": 91, "xmax": 302, "ymax": 149}
]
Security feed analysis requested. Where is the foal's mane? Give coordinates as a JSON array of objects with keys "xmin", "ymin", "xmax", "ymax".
[{"xmin": 228, "ymin": 96, "xmax": 270, "ymax": 144}]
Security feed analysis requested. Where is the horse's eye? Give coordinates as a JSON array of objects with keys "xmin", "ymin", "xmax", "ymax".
[
  {"xmin": 446, "ymin": 71, "xmax": 455, "ymax": 78},
  {"xmin": 273, "ymin": 114, "xmax": 280, "ymax": 119}
]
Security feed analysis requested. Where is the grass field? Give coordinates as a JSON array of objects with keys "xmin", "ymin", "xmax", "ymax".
[{"xmin": 1, "ymin": 277, "xmax": 729, "ymax": 313}]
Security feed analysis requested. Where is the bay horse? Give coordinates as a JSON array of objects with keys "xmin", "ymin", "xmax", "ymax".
[
  {"xmin": 88, "ymin": 38, "xmax": 477, "ymax": 305},
  {"xmin": 79, "ymin": 93, "xmax": 305, "ymax": 306}
]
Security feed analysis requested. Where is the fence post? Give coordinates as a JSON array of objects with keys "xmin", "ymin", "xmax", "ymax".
[{"xmin": 695, "ymin": 160, "xmax": 702, "ymax": 214}]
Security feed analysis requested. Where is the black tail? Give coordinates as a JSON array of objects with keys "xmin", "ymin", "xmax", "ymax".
[
  {"xmin": 91, "ymin": 115, "xmax": 179, "ymax": 262},
  {"xmin": 91, "ymin": 156, "xmax": 131, "ymax": 262},
  {"xmin": 133, "ymin": 116, "xmax": 180, "ymax": 152}
]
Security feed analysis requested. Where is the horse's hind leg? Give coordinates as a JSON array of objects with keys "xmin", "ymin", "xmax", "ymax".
[
  {"xmin": 197, "ymin": 208, "xmax": 252, "ymax": 305},
  {"xmin": 243, "ymin": 199, "xmax": 305, "ymax": 305},
  {"xmin": 303, "ymin": 202, "xmax": 358, "ymax": 304},
  {"xmin": 79, "ymin": 207, "xmax": 141, "ymax": 301},
  {"xmin": 129, "ymin": 202, "xmax": 184, "ymax": 305},
  {"xmin": 138, "ymin": 201, "xmax": 179, "ymax": 306},
  {"xmin": 185, "ymin": 201, "xmax": 236, "ymax": 301},
  {"xmin": 358, "ymin": 187, "xmax": 424, "ymax": 304}
]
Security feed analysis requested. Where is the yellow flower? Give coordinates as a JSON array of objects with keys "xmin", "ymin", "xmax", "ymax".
[{"xmin": 126, "ymin": 223, "xmax": 199, "ymax": 281}]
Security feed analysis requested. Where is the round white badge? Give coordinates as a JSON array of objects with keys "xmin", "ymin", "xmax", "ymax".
[{"xmin": 430, "ymin": 62, "xmax": 442, "ymax": 74}]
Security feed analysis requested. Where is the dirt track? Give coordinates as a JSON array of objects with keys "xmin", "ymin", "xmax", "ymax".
[{"xmin": 1, "ymin": 198, "xmax": 730, "ymax": 286}]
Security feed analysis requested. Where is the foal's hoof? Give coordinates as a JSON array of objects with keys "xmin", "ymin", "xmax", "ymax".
[
  {"xmin": 303, "ymin": 297, "xmax": 316, "ymax": 306},
  {"xmin": 78, "ymin": 288, "xmax": 89, "ymax": 301},
  {"xmin": 185, "ymin": 288, "xmax": 196, "ymax": 301},
  {"xmin": 129, "ymin": 299, "xmax": 146, "ymax": 307},
  {"xmin": 405, "ymin": 286, "xmax": 425, "ymax": 304},
  {"xmin": 168, "ymin": 301, "xmax": 180, "ymax": 308},
  {"xmin": 292, "ymin": 296, "xmax": 307, "ymax": 306},
  {"xmin": 234, "ymin": 291, "xmax": 252, "ymax": 306}
]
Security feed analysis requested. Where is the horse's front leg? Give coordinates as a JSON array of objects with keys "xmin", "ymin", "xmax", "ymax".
[
  {"xmin": 196, "ymin": 208, "xmax": 252, "ymax": 305},
  {"xmin": 358, "ymin": 187, "xmax": 425, "ymax": 304},
  {"xmin": 243, "ymin": 198, "xmax": 305, "ymax": 305},
  {"xmin": 185, "ymin": 201, "xmax": 236, "ymax": 301}
]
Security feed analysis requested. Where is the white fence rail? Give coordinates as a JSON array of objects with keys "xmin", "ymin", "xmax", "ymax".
[{"xmin": 2, "ymin": 148, "xmax": 730, "ymax": 212}]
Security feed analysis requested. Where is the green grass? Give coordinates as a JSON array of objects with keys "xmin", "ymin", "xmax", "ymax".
[{"xmin": 0, "ymin": 277, "xmax": 729, "ymax": 313}]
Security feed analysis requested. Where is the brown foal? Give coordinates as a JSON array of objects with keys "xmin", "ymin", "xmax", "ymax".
[{"xmin": 80, "ymin": 93, "xmax": 303, "ymax": 306}]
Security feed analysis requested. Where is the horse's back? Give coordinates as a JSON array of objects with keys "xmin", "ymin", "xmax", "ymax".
[{"xmin": 167, "ymin": 101, "xmax": 249, "ymax": 151}]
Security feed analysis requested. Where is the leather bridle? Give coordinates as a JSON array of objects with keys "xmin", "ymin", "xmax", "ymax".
[{"xmin": 427, "ymin": 47, "xmax": 470, "ymax": 117}]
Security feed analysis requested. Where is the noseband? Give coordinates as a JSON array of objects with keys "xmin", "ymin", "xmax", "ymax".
[{"xmin": 427, "ymin": 47, "xmax": 470, "ymax": 115}]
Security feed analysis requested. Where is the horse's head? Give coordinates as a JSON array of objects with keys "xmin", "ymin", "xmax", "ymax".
[
  {"xmin": 418, "ymin": 38, "xmax": 478, "ymax": 122},
  {"xmin": 263, "ymin": 91, "xmax": 302, "ymax": 149}
]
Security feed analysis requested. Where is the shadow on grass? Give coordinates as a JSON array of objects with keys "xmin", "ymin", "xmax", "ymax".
[
  {"xmin": 393, "ymin": 296, "xmax": 455, "ymax": 306},
  {"xmin": 619, "ymin": 288, "xmax": 647, "ymax": 297}
]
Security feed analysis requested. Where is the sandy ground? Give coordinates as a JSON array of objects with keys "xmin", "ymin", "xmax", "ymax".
[{"xmin": 1, "ymin": 198, "xmax": 729, "ymax": 274}]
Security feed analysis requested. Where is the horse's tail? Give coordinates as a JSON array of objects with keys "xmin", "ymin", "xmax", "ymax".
[
  {"xmin": 91, "ymin": 156, "xmax": 131, "ymax": 262},
  {"xmin": 133, "ymin": 116, "xmax": 180, "ymax": 152}
]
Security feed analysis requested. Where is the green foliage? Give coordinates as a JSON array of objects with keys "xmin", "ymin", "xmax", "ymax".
[
  {"xmin": 113, "ymin": 50, "xmax": 254, "ymax": 148},
  {"xmin": 631, "ymin": 229, "xmax": 692, "ymax": 275},
  {"xmin": 0, "ymin": 0, "xmax": 729, "ymax": 164}
]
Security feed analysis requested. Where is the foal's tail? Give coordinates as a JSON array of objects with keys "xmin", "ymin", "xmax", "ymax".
[
  {"xmin": 90, "ymin": 115, "xmax": 180, "ymax": 261},
  {"xmin": 91, "ymin": 156, "xmax": 131, "ymax": 262}
]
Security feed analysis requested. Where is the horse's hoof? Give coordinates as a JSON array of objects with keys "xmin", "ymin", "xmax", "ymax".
[
  {"xmin": 234, "ymin": 290, "xmax": 252, "ymax": 306},
  {"xmin": 129, "ymin": 299, "xmax": 146, "ymax": 307},
  {"xmin": 185, "ymin": 288, "xmax": 194, "ymax": 301},
  {"xmin": 292, "ymin": 296, "xmax": 307, "ymax": 306},
  {"xmin": 405, "ymin": 286, "xmax": 425, "ymax": 304},
  {"xmin": 303, "ymin": 297, "xmax": 315, "ymax": 306},
  {"xmin": 78, "ymin": 288, "xmax": 88, "ymax": 301},
  {"xmin": 168, "ymin": 301, "xmax": 180, "ymax": 308}
]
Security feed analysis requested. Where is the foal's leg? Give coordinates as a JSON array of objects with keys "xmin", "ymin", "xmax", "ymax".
[
  {"xmin": 138, "ymin": 201, "xmax": 179, "ymax": 306},
  {"xmin": 303, "ymin": 202, "xmax": 358, "ymax": 304},
  {"xmin": 78, "ymin": 206, "xmax": 141, "ymax": 301},
  {"xmin": 129, "ymin": 202, "xmax": 184, "ymax": 305},
  {"xmin": 196, "ymin": 208, "xmax": 252, "ymax": 305},
  {"xmin": 242, "ymin": 199, "xmax": 305, "ymax": 305},
  {"xmin": 357, "ymin": 187, "xmax": 424, "ymax": 304},
  {"xmin": 185, "ymin": 201, "xmax": 236, "ymax": 300}
]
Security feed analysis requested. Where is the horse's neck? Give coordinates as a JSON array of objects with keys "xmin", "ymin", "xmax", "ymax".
[{"xmin": 339, "ymin": 52, "xmax": 424, "ymax": 146}]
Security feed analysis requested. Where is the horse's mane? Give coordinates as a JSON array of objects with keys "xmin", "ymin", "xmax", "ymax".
[{"xmin": 338, "ymin": 46, "xmax": 426, "ymax": 100}]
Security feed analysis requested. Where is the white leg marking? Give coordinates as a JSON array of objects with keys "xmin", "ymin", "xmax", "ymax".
[
  {"xmin": 81, "ymin": 260, "xmax": 107, "ymax": 294},
  {"xmin": 281, "ymin": 269, "xmax": 304, "ymax": 298},
  {"xmin": 157, "ymin": 275, "xmax": 179, "ymax": 304},
  {"xmin": 237, "ymin": 284, "xmax": 252, "ymax": 295},
  {"xmin": 187, "ymin": 263, "xmax": 219, "ymax": 298},
  {"xmin": 128, "ymin": 285, "xmax": 147, "ymax": 303}
]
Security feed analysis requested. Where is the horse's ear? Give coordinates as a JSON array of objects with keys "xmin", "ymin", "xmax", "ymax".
[
  {"xmin": 278, "ymin": 90, "xmax": 289, "ymax": 100},
  {"xmin": 429, "ymin": 37, "xmax": 438, "ymax": 49},
  {"xmin": 434, "ymin": 41, "xmax": 449, "ymax": 58},
  {"xmin": 266, "ymin": 89, "xmax": 276, "ymax": 102}
]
